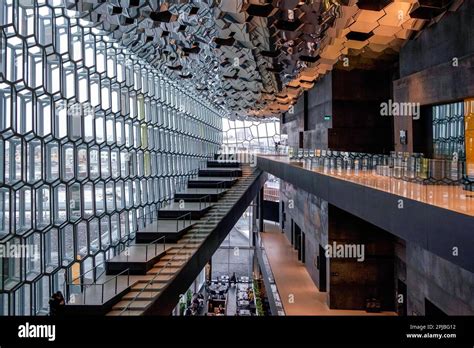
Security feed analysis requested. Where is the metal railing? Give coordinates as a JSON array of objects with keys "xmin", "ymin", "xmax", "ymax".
[
  {"xmin": 172, "ymin": 212, "xmax": 192, "ymax": 232},
  {"xmin": 124, "ymin": 236, "xmax": 166, "ymax": 262},
  {"xmin": 198, "ymin": 159, "xmax": 208, "ymax": 170},
  {"xmin": 137, "ymin": 211, "xmax": 193, "ymax": 234},
  {"xmin": 175, "ymin": 177, "xmax": 188, "ymax": 192},
  {"xmin": 118, "ymin": 160, "xmax": 251, "ymax": 315},
  {"xmin": 66, "ymin": 268, "xmax": 130, "ymax": 305},
  {"xmin": 215, "ymin": 181, "xmax": 226, "ymax": 194},
  {"xmin": 119, "ymin": 188, "xmax": 226, "ymax": 315},
  {"xmin": 255, "ymin": 230, "xmax": 285, "ymax": 316},
  {"xmin": 64, "ymin": 262, "xmax": 107, "ymax": 303},
  {"xmin": 198, "ymin": 194, "xmax": 212, "ymax": 210}
]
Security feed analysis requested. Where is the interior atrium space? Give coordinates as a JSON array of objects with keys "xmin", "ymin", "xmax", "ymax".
[{"xmin": 0, "ymin": 0, "xmax": 473, "ymax": 345}]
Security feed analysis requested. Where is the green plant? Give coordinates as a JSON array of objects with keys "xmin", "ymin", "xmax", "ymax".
[
  {"xmin": 253, "ymin": 279, "xmax": 265, "ymax": 316},
  {"xmin": 186, "ymin": 289, "xmax": 193, "ymax": 305},
  {"xmin": 255, "ymin": 297, "xmax": 264, "ymax": 316},
  {"xmin": 179, "ymin": 301, "xmax": 186, "ymax": 316}
]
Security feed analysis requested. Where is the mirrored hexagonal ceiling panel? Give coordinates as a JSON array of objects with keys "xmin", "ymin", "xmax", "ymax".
[{"xmin": 65, "ymin": 0, "xmax": 463, "ymax": 119}]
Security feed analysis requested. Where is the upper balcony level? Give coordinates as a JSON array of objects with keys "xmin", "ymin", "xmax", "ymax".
[{"xmin": 257, "ymin": 155, "xmax": 474, "ymax": 273}]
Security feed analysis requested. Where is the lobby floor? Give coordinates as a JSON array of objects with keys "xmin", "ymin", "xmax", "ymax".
[{"xmin": 261, "ymin": 222, "xmax": 396, "ymax": 316}]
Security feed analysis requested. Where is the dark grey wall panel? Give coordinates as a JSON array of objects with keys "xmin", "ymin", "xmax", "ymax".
[
  {"xmin": 263, "ymin": 200, "xmax": 279, "ymax": 222},
  {"xmin": 394, "ymin": 54, "xmax": 474, "ymax": 106},
  {"xmin": 399, "ymin": 0, "xmax": 474, "ymax": 78},
  {"xmin": 280, "ymin": 180, "xmax": 329, "ymax": 290}
]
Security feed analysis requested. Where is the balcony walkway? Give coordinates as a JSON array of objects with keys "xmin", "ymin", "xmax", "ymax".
[{"xmin": 257, "ymin": 155, "xmax": 474, "ymax": 273}]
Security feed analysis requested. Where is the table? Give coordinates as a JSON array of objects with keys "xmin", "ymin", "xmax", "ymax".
[
  {"xmin": 238, "ymin": 300, "xmax": 250, "ymax": 307},
  {"xmin": 208, "ymin": 284, "xmax": 228, "ymax": 293},
  {"xmin": 238, "ymin": 309, "xmax": 251, "ymax": 316}
]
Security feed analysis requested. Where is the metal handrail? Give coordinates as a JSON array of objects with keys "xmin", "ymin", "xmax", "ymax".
[
  {"xmin": 198, "ymin": 194, "xmax": 211, "ymax": 210},
  {"xmin": 66, "ymin": 262, "xmax": 106, "ymax": 287},
  {"xmin": 215, "ymin": 181, "xmax": 226, "ymax": 194},
  {"xmin": 136, "ymin": 197, "xmax": 180, "ymax": 226},
  {"xmin": 148, "ymin": 236, "xmax": 166, "ymax": 259},
  {"xmin": 176, "ymin": 178, "xmax": 222, "ymax": 196},
  {"xmin": 143, "ymin": 212, "xmax": 192, "ymax": 232},
  {"xmin": 119, "ymin": 162, "xmax": 247, "ymax": 315},
  {"xmin": 96, "ymin": 268, "xmax": 130, "ymax": 304},
  {"xmin": 119, "ymin": 195, "xmax": 222, "ymax": 315},
  {"xmin": 219, "ymin": 145, "xmax": 288, "ymax": 156},
  {"xmin": 124, "ymin": 236, "xmax": 166, "ymax": 262},
  {"xmin": 118, "ymin": 229, "xmax": 199, "ymax": 315},
  {"xmin": 118, "ymin": 252, "xmax": 181, "ymax": 315},
  {"xmin": 174, "ymin": 212, "xmax": 192, "ymax": 231},
  {"xmin": 175, "ymin": 176, "xmax": 188, "ymax": 192},
  {"xmin": 67, "ymin": 267, "xmax": 130, "ymax": 305},
  {"xmin": 198, "ymin": 159, "xmax": 207, "ymax": 170},
  {"xmin": 137, "ymin": 209, "xmax": 160, "ymax": 228},
  {"xmin": 64, "ymin": 262, "xmax": 107, "ymax": 302}
]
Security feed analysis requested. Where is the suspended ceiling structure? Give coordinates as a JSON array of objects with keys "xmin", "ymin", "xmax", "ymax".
[{"xmin": 67, "ymin": 0, "xmax": 462, "ymax": 119}]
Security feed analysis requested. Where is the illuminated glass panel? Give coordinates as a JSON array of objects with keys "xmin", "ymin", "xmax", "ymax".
[
  {"xmin": 0, "ymin": 0, "xmax": 222, "ymax": 315},
  {"xmin": 221, "ymin": 117, "xmax": 282, "ymax": 150}
]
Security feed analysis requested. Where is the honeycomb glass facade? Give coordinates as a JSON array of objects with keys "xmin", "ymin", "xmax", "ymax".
[
  {"xmin": 0, "ymin": 0, "xmax": 222, "ymax": 315},
  {"xmin": 221, "ymin": 117, "xmax": 283, "ymax": 151},
  {"xmin": 432, "ymin": 101, "xmax": 465, "ymax": 160}
]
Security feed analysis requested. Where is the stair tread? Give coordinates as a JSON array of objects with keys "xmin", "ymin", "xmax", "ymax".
[
  {"xmin": 107, "ymin": 309, "xmax": 142, "ymax": 316},
  {"xmin": 132, "ymin": 283, "xmax": 166, "ymax": 291},
  {"xmin": 123, "ymin": 291, "xmax": 160, "ymax": 300},
  {"xmin": 139, "ymin": 274, "xmax": 173, "ymax": 281},
  {"xmin": 155, "ymin": 261, "xmax": 185, "ymax": 267},
  {"xmin": 113, "ymin": 300, "xmax": 151, "ymax": 309},
  {"xmin": 106, "ymin": 164, "xmax": 259, "ymax": 316}
]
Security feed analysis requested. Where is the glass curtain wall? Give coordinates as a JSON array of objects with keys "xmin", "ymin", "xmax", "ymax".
[
  {"xmin": 0, "ymin": 0, "xmax": 222, "ymax": 315},
  {"xmin": 222, "ymin": 117, "xmax": 284, "ymax": 152},
  {"xmin": 432, "ymin": 101, "xmax": 465, "ymax": 160},
  {"xmin": 211, "ymin": 207, "xmax": 253, "ymax": 280},
  {"xmin": 263, "ymin": 174, "xmax": 280, "ymax": 202}
]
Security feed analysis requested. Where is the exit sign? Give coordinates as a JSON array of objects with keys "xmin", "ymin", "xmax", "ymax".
[{"xmin": 324, "ymin": 115, "xmax": 332, "ymax": 120}]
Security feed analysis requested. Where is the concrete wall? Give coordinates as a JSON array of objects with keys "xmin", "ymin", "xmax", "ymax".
[
  {"xmin": 275, "ymin": 3, "xmax": 474, "ymax": 312},
  {"xmin": 282, "ymin": 68, "xmax": 393, "ymax": 153},
  {"xmin": 281, "ymin": 118, "xmax": 300, "ymax": 148},
  {"xmin": 275, "ymin": 161, "xmax": 474, "ymax": 315},
  {"xmin": 279, "ymin": 182, "xmax": 397, "ymax": 310},
  {"xmin": 394, "ymin": 238, "xmax": 407, "ymax": 315},
  {"xmin": 328, "ymin": 205, "xmax": 396, "ymax": 311},
  {"xmin": 395, "ymin": 223, "xmax": 474, "ymax": 315},
  {"xmin": 280, "ymin": 180, "xmax": 329, "ymax": 292},
  {"xmin": 393, "ymin": 0, "xmax": 474, "ymax": 152},
  {"xmin": 305, "ymin": 72, "xmax": 333, "ymax": 149},
  {"xmin": 405, "ymin": 244, "xmax": 474, "ymax": 315},
  {"xmin": 329, "ymin": 69, "xmax": 393, "ymax": 153},
  {"xmin": 281, "ymin": 91, "xmax": 305, "ymax": 148},
  {"xmin": 399, "ymin": 1, "xmax": 474, "ymax": 78}
]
